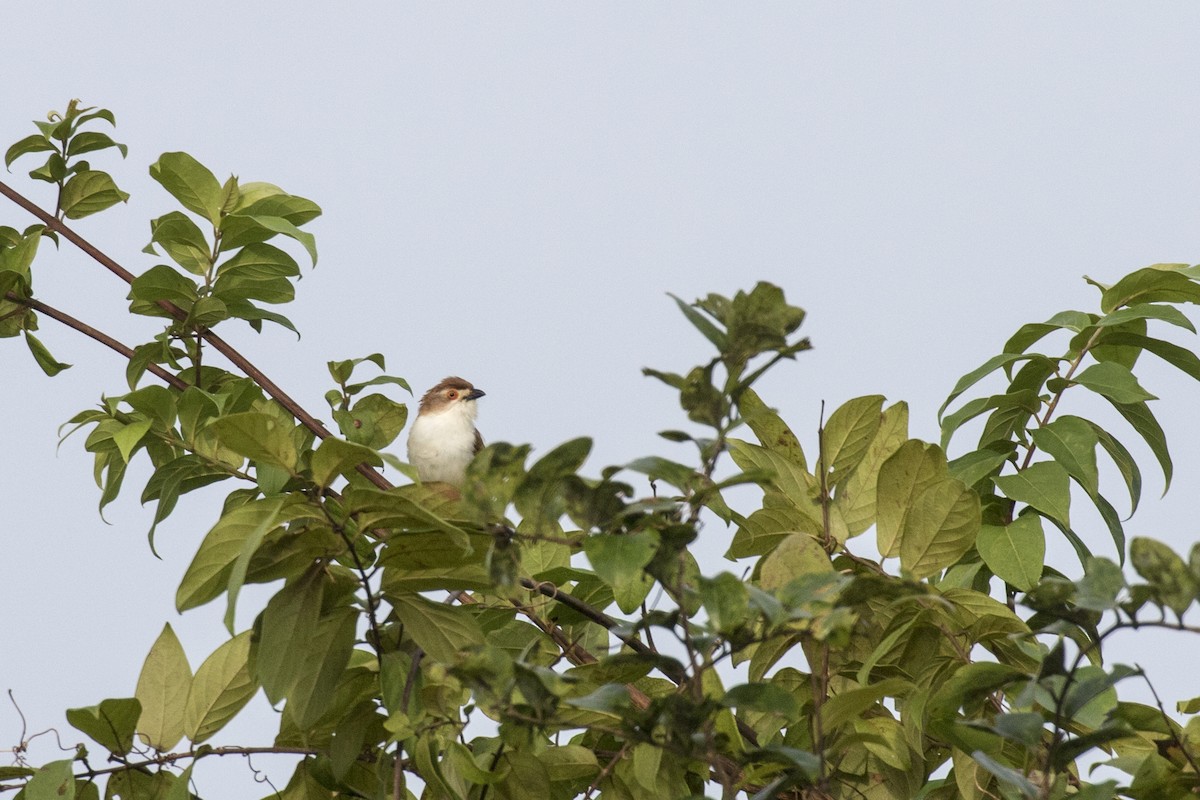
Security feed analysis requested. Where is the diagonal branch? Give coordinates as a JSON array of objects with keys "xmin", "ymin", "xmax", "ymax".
[
  {"xmin": 5, "ymin": 292, "xmax": 187, "ymax": 391},
  {"xmin": 0, "ymin": 178, "xmax": 390, "ymax": 490}
]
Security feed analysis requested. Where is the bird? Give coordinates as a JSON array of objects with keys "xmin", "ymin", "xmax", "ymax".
[{"xmin": 406, "ymin": 376, "xmax": 485, "ymax": 487}]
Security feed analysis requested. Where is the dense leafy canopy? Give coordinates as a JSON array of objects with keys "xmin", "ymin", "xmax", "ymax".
[{"xmin": 6, "ymin": 102, "xmax": 1200, "ymax": 800}]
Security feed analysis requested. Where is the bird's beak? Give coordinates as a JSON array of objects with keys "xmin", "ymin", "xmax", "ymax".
[{"xmin": 466, "ymin": 388, "xmax": 486, "ymax": 400}]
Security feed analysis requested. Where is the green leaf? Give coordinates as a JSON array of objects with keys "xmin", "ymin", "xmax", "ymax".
[
  {"xmin": 124, "ymin": 385, "xmax": 178, "ymax": 428},
  {"xmin": 668, "ymin": 292, "xmax": 727, "ymax": 350},
  {"xmin": 727, "ymin": 505, "xmax": 809, "ymax": 559},
  {"xmin": 334, "ymin": 393, "xmax": 408, "ymax": 450},
  {"xmin": 1075, "ymin": 557, "xmax": 1127, "ymax": 612},
  {"xmin": 223, "ymin": 299, "xmax": 300, "ymax": 335},
  {"xmin": 285, "ymin": 605, "xmax": 357, "ymax": 728},
  {"xmin": 4, "ymin": 133, "xmax": 54, "ymax": 168},
  {"xmin": 28, "ymin": 152, "xmax": 66, "ymax": 183},
  {"xmin": 149, "ymin": 211, "xmax": 212, "ymax": 276},
  {"xmin": 515, "ymin": 437, "xmax": 593, "ymax": 529},
  {"xmin": 820, "ymin": 678, "xmax": 911, "ymax": 732},
  {"xmin": 821, "ymin": 395, "xmax": 884, "ymax": 485},
  {"xmin": 699, "ymin": 573, "xmax": 751, "ymax": 637},
  {"xmin": 216, "ymin": 241, "xmax": 301, "ymax": 279},
  {"xmin": 207, "ymin": 411, "xmax": 298, "ymax": 471},
  {"xmin": 1073, "ymin": 361, "xmax": 1157, "ymax": 405},
  {"xmin": 112, "ymin": 418, "xmax": 152, "ymax": 463},
  {"xmin": 327, "ymin": 352, "xmax": 386, "ymax": 384},
  {"xmin": 129, "ymin": 264, "xmax": 198, "ymax": 316},
  {"xmin": 0, "ymin": 227, "xmax": 41, "ymax": 280},
  {"xmin": 939, "ymin": 353, "xmax": 1036, "ymax": 422},
  {"xmin": 1095, "ymin": 302, "xmax": 1195, "ymax": 333},
  {"xmin": 223, "ymin": 497, "xmax": 287, "ymax": 633},
  {"xmin": 1110, "ymin": 400, "xmax": 1172, "ymax": 492},
  {"xmin": 220, "ymin": 213, "xmax": 318, "ymax": 265},
  {"xmin": 104, "ymin": 769, "xmax": 176, "ymax": 800},
  {"xmin": 23, "ymin": 331, "xmax": 71, "ymax": 376},
  {"xmin": 564, "ymin": 684, "xmax": 632, "ymax": 714},
  {"xmin": 623, "ymin": 456, "xmax": 696, "ymax": 489},
  {"xmin": 898, "ymin": 478, "xmax": 980, "ymax": 580},
  {"xmin": 188, "ymin": 295, "xmax": 229, "ymax": 327},
  {"xmin": 1029, "ymin": 415, "xmax": 1099, "ymax": 496},
  {"xmin": 1085, "ymin": 420, "xmax": 1141, "ymax": 515},
  {"xmin": 977, "ymin": 515, "xmax": 1045, "ymax": 591},
  {"xmin": 758, "ymin": 532, "xmax": 833, "ymax": 590},
  {"xmin": 141, "ymin": 455, "xmax": 231, "ymax": 551},
  {"xmin": 135, "ymin": 623, "xmax": 192, "ymax": 751},
  {"xmin": 948, "ymin": 445, "xmax": 1012, "ymax": 488},
  {"xmin": 940, "ymin": 391, "xmax": 1042, "ymax": 451},
  {"xmin": 1100, "ymin": 266, "xmax": 1200, "ymax": 313},
  {"xmin": 23, "ymin": 759, "xmax": 75, "ymax": 800},
  {"xmin": 728, "ymin": 438, "xmax": 830, "ymax": 539},
  {"xmin": 212, "ymin": 246, "xmax": 299, "ymax": 304},
  {"xmin": 150, "ymin": 152, "xmax": 224, "ymax": 224},
  {"xmin": 1004, "ymin": 312, "xmax": 1096, "ymax": 355},
  {"xmin": 256, "ymin": 565, "xmax": 324, "ymax": 705},
  {"xmin": 876, "ymin": 439, "xmax": 948, "ymax": 558},
  {"xmin": 183, "ymin": 630, "xmax": 258, "ymax": 743},
  {"xmin": 708, "ymin": 281, "xmax": 806, "ymax": 369},
  {"xmin": 346, "ymin": 485, "xmax": 473, "ymax": 554},
  {"xmin": 994, "ymin": 461, "xmax": 1071, "ymax": 527},
  {"xmin": 390, "ymin": 593, "xmax": 485, "ymax": 663},
  {"xmin": 539, "ymin": 745, "xmax": 600, "ymax": 783},
  {"xmin": 1101, "ymin": 331, "xmax": 1200, "ymax": 385},
  {"xmin": 162, "ymin": 764, "xmax": 194, "ymax": 800},
  {"xmin": 59, "ymin": 170, "xmax": 129, "ymax": 219},
  {"xmin": 1130, "ymin": 537, "xmax": 1196, "ymax": 616},
  {"xmin": 971, "ymin": 751, "xmax": 1039, "ymax": 799},
  {"xmin": 233, "ymin": 190, "xmax": 322, "ymax": 225},
  {"xmin": 583, "ymin": 531, "xmax": 659, "ymax": 613},
  {"xmin": 66, "ymin": 130, "xmax": 127, "ymax": 158},
  {"xmin": 738, "ymin": 387, "xmax": 806, "ymax": 470},
  {"xmin": 722, "ymin": 683, "xmax": 801, "ymax": 720},
  {"xmin": 311, "ymin": 436, "xmax": 382, "ymax": 488},
  {"xmin": 66, "ymin": 697, "xmax": 141, "ymax": 755},
  {"xmin": 176, "ymin": 499, "xmax": 292, "ymax": 611},
  {"xmin": 838, "ymin": 400, "xmax": 908, "ymax": 536}
]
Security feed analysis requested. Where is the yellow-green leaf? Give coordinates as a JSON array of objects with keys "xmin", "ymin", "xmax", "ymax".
[
  {"xmin": 898, "ymin": 478, "xmax": 980, "ymax": 580},
  {"xmin": 135, "ymin": 623, "xmax": 192, "ymax": 751},
  {"xmin": 183, "ymin": 631, "xmax": 257, "ymax": 743}
]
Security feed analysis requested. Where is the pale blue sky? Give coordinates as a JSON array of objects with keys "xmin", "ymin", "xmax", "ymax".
[{"xmin": 5, "ymin": 4, "xmax": 1200, "ymax": 795}]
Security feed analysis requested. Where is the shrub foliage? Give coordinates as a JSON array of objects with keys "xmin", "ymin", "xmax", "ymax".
[{"xmin": 5, "ymin": 102, "xmax": 1200, "ymax": 800}]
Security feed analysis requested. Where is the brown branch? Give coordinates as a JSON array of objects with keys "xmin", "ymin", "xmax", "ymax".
[
  {"xmin": 0, "ymin": 745, "xmax": 321, "ymax": 790},
  {"xmin": 518, "ymin": 578, "xmax": 685, "ymax": 678},
  {"xmin": 1018, "ymin": 328, "xmax": 1103, "ymax": 472},
  {"xmin": 0, "ymin": 178, "xmax": 390, "ymax": 490},
  {"xmin": 5, "ymin": 292, "xmax": 188, "ymax": 390}
]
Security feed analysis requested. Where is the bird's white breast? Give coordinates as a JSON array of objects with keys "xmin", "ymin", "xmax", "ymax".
[{"xmin": 406, "ymin": 402, "xmax": 478, "ymax": 484}]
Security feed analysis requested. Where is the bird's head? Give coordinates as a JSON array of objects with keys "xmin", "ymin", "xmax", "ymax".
[{"xmin": 417, "ymin": 376, "xmax": 485, "ymax": 419}]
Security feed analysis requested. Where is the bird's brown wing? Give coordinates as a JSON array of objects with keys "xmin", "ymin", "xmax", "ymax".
[{"xmin": 474, "ymin": 428, "xmax": 484, "ymax": 454}]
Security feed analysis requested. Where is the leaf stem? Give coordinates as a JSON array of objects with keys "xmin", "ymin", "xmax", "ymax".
[{"xmin": 1019, "ymin": 328, "xmax": 1103, "ymax": 472}]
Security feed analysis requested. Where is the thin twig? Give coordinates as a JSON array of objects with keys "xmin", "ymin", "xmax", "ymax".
[
  {"xmin": 39, "ymin": 745, "xmax": 319, "ymax": 786},
  {"xmin": 1138, "ymin": 665, "xmax": 1200, "ymax": 776}
]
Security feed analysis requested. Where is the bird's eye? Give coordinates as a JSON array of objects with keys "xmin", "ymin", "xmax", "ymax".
[{"xmin": 447, "ymin": 390, "xmax": 458, "ymax": 400}]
